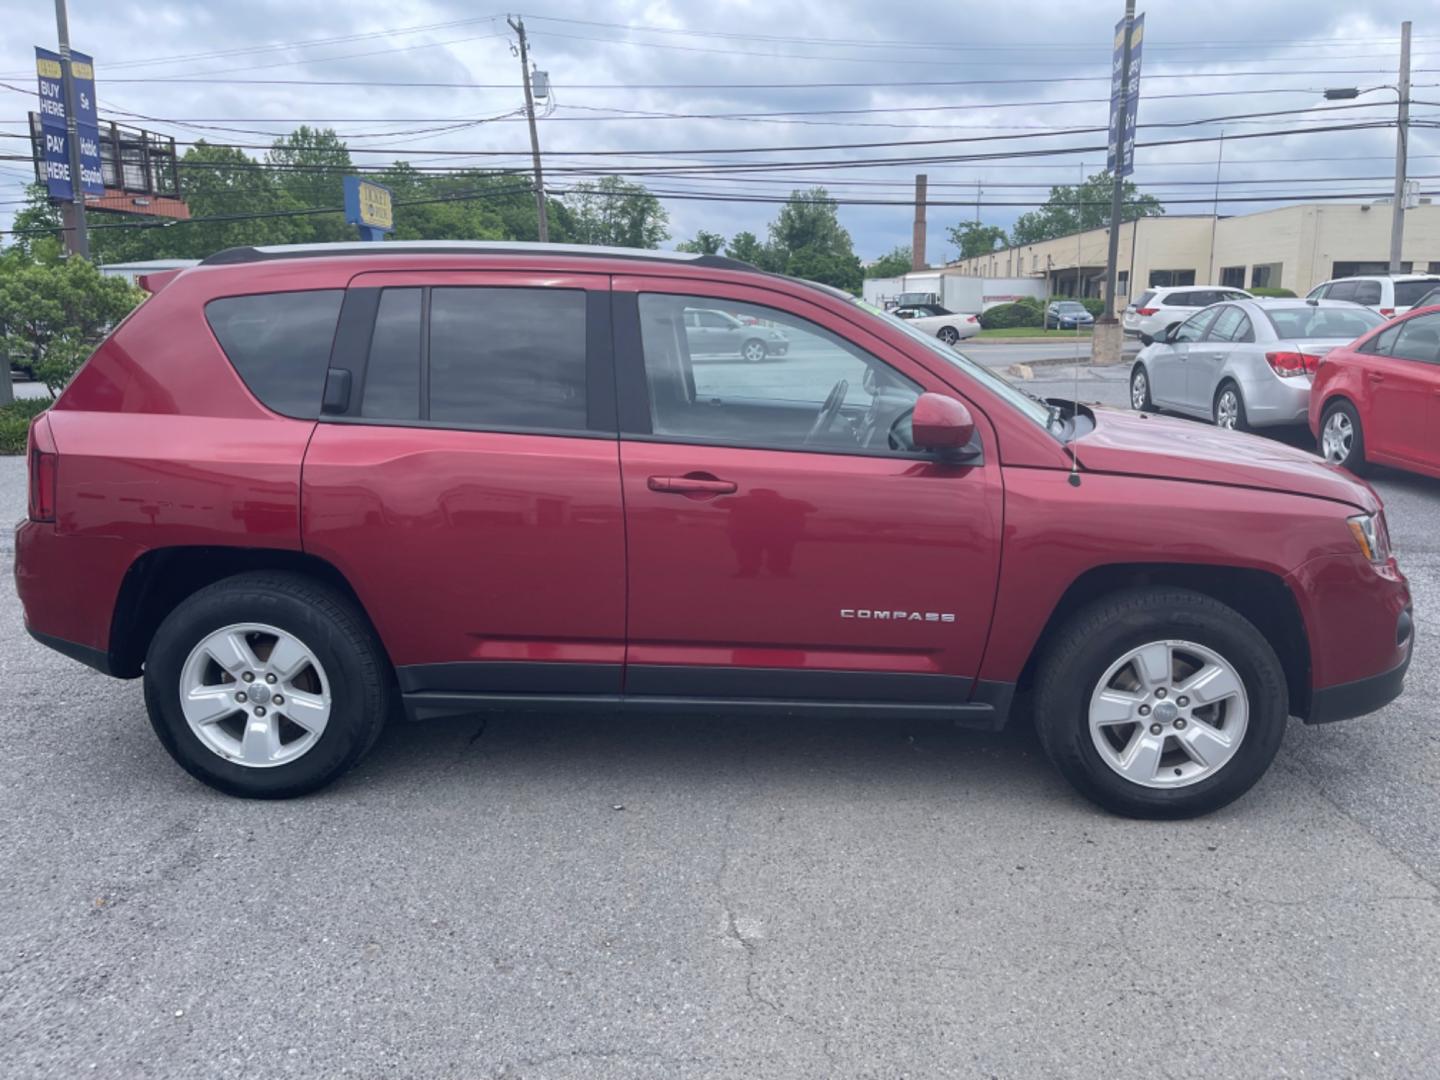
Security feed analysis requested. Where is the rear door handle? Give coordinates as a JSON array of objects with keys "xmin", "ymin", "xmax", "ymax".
[{"xmin": 647, "ymin": 474, "xmax": 738, "ymax": 496}]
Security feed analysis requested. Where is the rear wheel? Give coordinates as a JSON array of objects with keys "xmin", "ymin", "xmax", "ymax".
[
  {"xmin": 143, "ymin": 571, "xmax": 392, "ymax": 798},
  {"xmin": 1213, "ymin": 382, "xmax": 1249, "ymax": 432},
  {"xmin": 1320, "ymin": 399, "xmax": 1368, "ymax": 474},
  {"xmin": 1034, "ymin": 588, "xmax": 1288, "ymax": 818},
  {"xmin": 938, "ymin": 326, "xmax": 960, "ymax": 345},
  {"xmin": 1130, "ymin": 364, "xmax": 1153, "ymax": 411},
  {"xmin": 741, "ymin": 338, "xmax": 768, "ymax": 363}
]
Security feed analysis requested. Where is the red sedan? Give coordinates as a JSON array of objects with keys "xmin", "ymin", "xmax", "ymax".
[{"xmin": 1310, "ymin": 304, "xmax": 1440, "ymax": 479}]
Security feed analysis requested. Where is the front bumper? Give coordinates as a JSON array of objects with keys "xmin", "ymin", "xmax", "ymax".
[{"xmin": 1308, "ymin": 608, "xmax": 1413, "ymax": 722}]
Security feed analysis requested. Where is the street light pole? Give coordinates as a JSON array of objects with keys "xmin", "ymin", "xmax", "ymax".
[
  {"xmin": 508, "ymin": 16, "xmax": 549, "ymax": 244},
  {"xmin": 54, "ymin": 0, "xmax": 88, "ymax": 258},
  {"xmin": 1101, "ymin": 0, "xmax": 1136, "ymax": 321},
  {"xmin": 1389, "ymin": 20, "xmax": 1411, "ymax": 274}
]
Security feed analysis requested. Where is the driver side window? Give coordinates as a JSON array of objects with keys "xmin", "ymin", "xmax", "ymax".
[
  {"xmin": 635, "ymin": 293, "xmax": 922, "ymax": 454},
  {"xmin": 1174, "ymin": 309, "xmax": 1218, "ymax": 343}
]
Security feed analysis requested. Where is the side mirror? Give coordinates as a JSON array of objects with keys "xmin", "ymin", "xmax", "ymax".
[
  {"xmin": 912, "ymin": 392, "xmax": 976, "ymax": 451},
  {"xmin": 1162, "ymin": 326, "xmax": 1180, "ymax": 344},
  {"xmin": 1139, "ymin": 332, "xmax": 1154, "ymax": 347}
]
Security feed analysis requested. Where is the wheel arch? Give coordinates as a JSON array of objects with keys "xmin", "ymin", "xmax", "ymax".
[
  {"xmin": 107, "ymin": 546, "xmax": 386, "ymax": 678},
  {"xmin": 1014, "ymin": 563, "xmax": 1312, "ymax": 720}
]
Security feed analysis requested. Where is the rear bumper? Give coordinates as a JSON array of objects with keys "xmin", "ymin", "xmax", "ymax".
[
  {"xmin": 1237, "ymin": 374, "xmax": 1312, "ymax": 427},
  {"xmin": 1307, "ymin": 611, "xmax": 1413, "ymax": 723}
]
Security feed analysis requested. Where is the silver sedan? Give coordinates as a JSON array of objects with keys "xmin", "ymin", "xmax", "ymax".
[{"xmin": 1128, "ymin": 299, "xmax": 1385, "ymax": 431}]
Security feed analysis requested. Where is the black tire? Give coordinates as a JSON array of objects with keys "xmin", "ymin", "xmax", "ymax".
[
  {"xmin": 143, "ymin": 571, "xmax": 393, "ymax": 799},
  {"xmin": 740, "ymin": 338, "xmax": 768, "ymax": 363},
  {"xmin": 1213, "ymin": 381, "xmax": 1250, "ymax": 432},
  {"xmin": 1130, "ymin": 363, "xmax": 1154, "ymax": 412},
  {"xmin": 938, "ymin": 326, "xmax": 960, "ymax": 345},
  {"xmin": 1033, "ymin": 588, "xmax": 1288, "ymax": 818},
  {"xmin": 1320, "ymin": 398, "xmax": 1369, "ymax": 475}
]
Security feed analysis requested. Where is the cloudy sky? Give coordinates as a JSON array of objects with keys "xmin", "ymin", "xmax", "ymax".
[{"xmin": 1, "ymin": 1, "xmax": 1435, "ymax": 260}]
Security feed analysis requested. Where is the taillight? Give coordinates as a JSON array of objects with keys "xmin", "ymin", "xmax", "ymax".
[
  {"xmin": 1136, "ymin": 307, "xmax": 1158, "ymax": 316},
  {"xmin": 1265, "ymin": 351, "xmax": 1321, "ymax": 377},
  {"xmin": 966, "ymin": 315, "xmax": 978, "ymax": 323},
  {"xmin": 27, "ymin": 415, "xmax": 57, "ymax": 523},
  {"xmin": 1379, "ymin": 308, "xmax": 1395, "ymax": 317}
]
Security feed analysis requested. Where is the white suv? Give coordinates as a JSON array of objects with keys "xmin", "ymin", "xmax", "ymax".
[
  {"xmin": 1305, "ymin": 274, "xmax": 1440, "ymax": 317},
  {"xmin": 1123, "ymin": 286, "xmax": 1252, "ymax": 340}
]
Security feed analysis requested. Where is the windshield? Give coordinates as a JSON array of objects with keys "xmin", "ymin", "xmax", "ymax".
[
  {"xmin": 1056, "ymin": 302, "xmax": 1086, "ymax": 311},
  {"xmin": 851, "ymin": 297, "xmax": 1053, "ymax": 430},
  {"xmin": 1264, "ymin": 306, "xmax": 1384, "ymax": 340}
]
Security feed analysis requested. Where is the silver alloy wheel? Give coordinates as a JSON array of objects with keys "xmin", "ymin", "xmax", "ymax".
[
  {"xmin": 1088, "ymin": 639, "xmax": 1249, "ymax": 789},
  {"xmin": 742, "ymin": 341, "xmax": 767, "ymax": 363},
  {"xmin": 1321, "ymin": 409, "xmax": 1354, "ymax": 464},
  {"xmin": 1215, "ymin": 388, "xmax": 1240, "ymax": 430},
  {"xmin": 178, "ymin": 622, "xmax": 332, "ymax": 768},
  {"xmin": 938, "ymin": 326, "xmax": 959, "ymax": 345},
  {"xmin": 1131, "ymin": 369, "xmax": 1149, "ymax": 410}
]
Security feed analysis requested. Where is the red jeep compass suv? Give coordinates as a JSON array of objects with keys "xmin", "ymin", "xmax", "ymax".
[{"xmin": 15, "ymin": 243, "xmax": 1413, "ymax": 817}]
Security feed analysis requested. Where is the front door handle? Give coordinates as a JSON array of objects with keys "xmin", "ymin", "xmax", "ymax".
[
  {"xmin": 647, "ymin": 473, "xmax": 738, "ymax": 496},
  {"xmin": 1367, "ymin": 371, "xmax": 1385, "ymax": 383}
]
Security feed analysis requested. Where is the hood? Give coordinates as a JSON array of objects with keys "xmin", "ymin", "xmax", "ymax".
[{"xmin": 1072, "ymin": 406, "xmax": 1378, "ymax": 512}]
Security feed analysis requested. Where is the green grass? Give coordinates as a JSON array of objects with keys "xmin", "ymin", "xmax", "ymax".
[
  {"xmin": 0, "ymin": 396, "xmax": 50, "ymax": 455},
  {"xmin": 973, "ymin": 326, "xmax": 1095, "ymax": 340}
]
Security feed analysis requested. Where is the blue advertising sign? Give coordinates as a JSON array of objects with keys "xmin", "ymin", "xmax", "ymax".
[
  {"xmin": 343, "ymin": 176, "xmax": 395, "ymax": 241},
  {"xmin": 1106, "ymin": 13, "xmax": 1145, "ymax": 178},
  {"xmin": 35, "ymin": 46, "xmax": 103, "ymax": 198},
  {"xmin": 38, "ymin": 125, "xmax": 103, "ymax": 201}
]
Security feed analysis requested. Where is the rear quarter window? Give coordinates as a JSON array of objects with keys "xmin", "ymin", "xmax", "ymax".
[
  {"xmin": 205, "ymin": 290, "xmax": 343, "ymax": 418},
  {"xmin": 1395, "ymin": 280, "xmax": 1440, "ymax": 307}
]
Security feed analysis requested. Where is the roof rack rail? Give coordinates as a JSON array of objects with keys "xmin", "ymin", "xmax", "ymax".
[{"xmin": 199, "ymin": 240, "xmax": 755, "ymax": 272}]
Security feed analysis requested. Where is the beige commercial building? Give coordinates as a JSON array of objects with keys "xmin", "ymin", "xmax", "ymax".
[{"xmin": 947, "ymin": 202, "xmax": 1440, "ymax": 301}]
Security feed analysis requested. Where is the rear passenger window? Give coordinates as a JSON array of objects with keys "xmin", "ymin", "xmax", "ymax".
[
  {"xmin": 362, "ymin": 288, "xmax": 421, "ymax": 420},
  {"xmin": 1352, "ymin": 281, "xmax": 1382, "ymax": 306},
  {"xmin": 428, "ymin": 287, "xmax": 587, "ymax": 431},
  {"xmin": 205, "ymin": 290, "xmax": 343, "ymax": 418}
]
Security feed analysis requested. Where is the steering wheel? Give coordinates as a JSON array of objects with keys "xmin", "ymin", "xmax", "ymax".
[{"xmin": 805, "ymin": 379, "xmax": 849, "ymax": 444}]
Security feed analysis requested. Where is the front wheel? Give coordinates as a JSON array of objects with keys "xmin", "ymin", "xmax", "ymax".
[
  {"xmin": 1130, "ymin": 365, "xmax": 1153, "ymax": 411},
  {"xmin": 740, "ymin": 339, "xmax": 768, "ymax": 363},
  {"xmin": 938, "ymin": 326, "xmax": 960, "ymax": 345},
  {"xmin": 1033, "ymin": 588, "xmax": 1288, "ymax": 818},
  {"xmin": 1320, "ymin": 399, "xmax": 1368, "ymax": 475},
  {"xmin": 143, "ymin": 571, "xmax": 393, "ymax": 798}
]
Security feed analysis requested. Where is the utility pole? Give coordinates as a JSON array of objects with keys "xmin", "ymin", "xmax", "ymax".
[
  {"xmin": 1208, "ymin": 129, "xmax": 1225, "ymax": 283},
  {"xmin": 1389, "ymin": 20, "xmax": 1411, "ymax": 274},
  {"xmin": 508, "ymin": 16, "xmax": 548, "ymax": 243},
  {"xmin": 911, "ymin": 173, "xmax": 927, "ymax": 269},
  {"xmin": 1101, "ymin": 0, "xmax": 1135, "ymax": 321},
  {"xmin": 54, "ymin": 0, "xmax": 88, "ymax": 258}
]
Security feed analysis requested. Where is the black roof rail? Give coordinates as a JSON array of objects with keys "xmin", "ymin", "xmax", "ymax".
[{"xmin": 199, "ymin": 240, "xmax": 757, "ymax": 273}]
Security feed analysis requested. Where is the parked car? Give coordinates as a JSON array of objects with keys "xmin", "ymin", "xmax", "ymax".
[
  {"xmin": 890, "ymin": 303, "xmax": 980, "ymax": 345},
  {"xmin": 1310, "ymin": 305, "xmax": 1440, "ymax": 480},
  {"xmin": 16, "ymin": 242, "xmax": 1412, "ymax": 818},
  {"xmin": 1045, "ymin": 301, "xmax": 1095, "ymax": 330},
  {"xmin": 1305, "ymin": 273, "xmax": 1440, "ymax": 317},
  {"xmin": 1123, "ymin": 286, "xmax": 1253, "ymax": 340},
  {"xmin": 1130, "ymin": 299, "xmax": 1385, "ymax": 431},
  {"xmin": 683, "ymin": 307, "xmax": 789, "ymax": 362}
]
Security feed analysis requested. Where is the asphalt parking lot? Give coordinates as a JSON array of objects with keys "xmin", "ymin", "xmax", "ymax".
[{"xmin": 2, "ymin": 379, "xmax": 1438, "ymax": 1079}]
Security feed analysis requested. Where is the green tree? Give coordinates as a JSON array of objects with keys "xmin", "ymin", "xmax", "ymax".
[
  {"xmin": 7, "ymin": 186, "xmax": 64, "ymax": 258},
  {"xmin": 1009, "ymin": 171, "xmax": 1163, "ymax": 245},
  {"xmin": 946, "ymin": 222, "xmax": 1009, "ymax": 260},
  {"xmin": 564, "ymin": 177, "xmax": 669, "ymax": 248},
  {"xmin": 0, "ymin": 247, "xmax": 143, "ymax": 396},
  {"xmin": 765, "ymin": 188, "xmax": 863, "ymax": 292},
  {"xmin": 266, "ymin": 126, "xmax": 354, "ymax": 244},
  {"xmin": 676, "ymin": 229, "xmax": 725, "ymax": 255},
  {"xmin": 724, "ymin": 230, "xmax": 783, "ymax": 271},
  {"xmin": 865, "ymin": 245, "xmax": 912, "ymax": 278}
]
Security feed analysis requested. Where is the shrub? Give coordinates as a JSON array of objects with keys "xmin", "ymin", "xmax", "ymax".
[
  {"xmin": 979, "ymin": 301, "xmax": 1044, "ymax": 329},
  {"xmin": 1249, "ymin": 286, "xmax": 1296, "ymax": 298},
  {"xmin": 0, "ymin": 398, "xmax": 47, "ymax": 455}
]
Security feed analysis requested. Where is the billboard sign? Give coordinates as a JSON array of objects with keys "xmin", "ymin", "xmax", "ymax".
[
  {"xmin": 343, "ymin": 176, "xmax": 395, "ymax": 240},
  {"xmin": 1106, "ymin": 14, "xmax": 1145, "ymax": 178},
  {"xmin": 35, "ymin": 46, "xmax": 102, "ymax": 198}
]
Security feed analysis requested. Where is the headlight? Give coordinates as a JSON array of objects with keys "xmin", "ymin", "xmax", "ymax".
[{"xmin": 1347, "ymin": 512, "xmax": 1391, "ymax": 563}]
